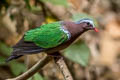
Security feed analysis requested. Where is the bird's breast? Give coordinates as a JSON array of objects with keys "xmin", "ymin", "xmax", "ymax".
[{"xmin": 46, "ymin": 35, "xmax": 78, "ymax": 54}]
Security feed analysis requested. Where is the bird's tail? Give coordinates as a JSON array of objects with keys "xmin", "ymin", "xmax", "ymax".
[
  {"xmin": 6, "ymin": 37, "xmax": 45, "ymax": 62},
  {"xmin": 6, "ymin": 55, "xmax": 22, "ymax": 62},
  {"xmin": 6, "ymin": 47, "xmax": 44, "ymax": 62}
]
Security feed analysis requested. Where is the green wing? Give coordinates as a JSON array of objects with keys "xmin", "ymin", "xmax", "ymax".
[{"xmin": 24, "ymin": 22, "xmax": 69, "ymax": 48}]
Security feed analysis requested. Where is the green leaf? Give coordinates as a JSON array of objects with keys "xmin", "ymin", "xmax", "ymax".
[
  {"xmin": 24, "ymin": 0, "xmax": 31, "ymax": 10},
  {"xmin": 40, "ymin": 0, "xmax": 68, "ymax": 7},
  {"xmin": 63, "ymin": 41, "xmax": 90, "ymax": 67},
  {"xmin": 72, "ymin": 13, "xmax": 98, "ymax": 27},
  {"xmin": 10, "ymin": 61, "xmax": 26, "ymax": 76},
  {"xmin": 0, "ymin": 42, "xmax": 12, "ymax": 56},
  {"xmin": 28, "ymin": 77, "xmax": 33, "ymax": 80},
  {"xmin": 0, "ymin": 56, "xmax": 6, "ymax": 65},
  {"xmin": 31, "ymin": 6, "xmax": 42, "ymax": 12},
  {"xmin": 28, "ymin": 73, "xmax": 45, "ymax": 80},
  {"xmin": 33, "ymin": 73, "xmax": 44, "ymax": 80}
]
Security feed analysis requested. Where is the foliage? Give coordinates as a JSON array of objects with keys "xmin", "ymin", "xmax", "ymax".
[
  {"xmin": 9, "ymin": 61, "xmax": 26, "ymax": 76},
  {"xmin": 24, "ymin": 0, "xmax": 31, "ymax": 10},
  {"xmin": 0, "ymin": 0, "xmax": 120, "ymax": 80},
  {"xmin": 40, "ymin": 0, "xmax": 68, "ymax": 7},
  {"xmin": 0, "ymin": 42, "xmax": 26, "ymax": 76},
  {"xmin": 0, "ymin": 56, "xmax": 6, "ymax": 65},
  {"xmin": 28, "ymin": 73, "xmax": 45, "ymax": 80},
  {"xmin": 33, "ymin": 73, "xmax": 45, "ymax": 80},
  {"xmin": 64, "ymin": 41, "xmax": 90, "ymax": 67},
  {"xmin": 0, "ymin": 42, "xmax": 12, "ymax": 56}
]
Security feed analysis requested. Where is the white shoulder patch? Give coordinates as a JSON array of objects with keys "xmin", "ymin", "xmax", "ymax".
[{"xmin": 60, "ymin": 26, "xmax": 71, "ymax": 39}]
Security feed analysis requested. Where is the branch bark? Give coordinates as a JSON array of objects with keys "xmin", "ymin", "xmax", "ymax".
[
  {"xmin": 6, "ymin": 55, "xmax": 52, "ymax": 80},
  {"xmin": 6, "ymin": 52, "xmax": 73, "ymax": 80},
  {"xmin": 54, "ymin": 52, "xmax": 74, "ymax": 80}
]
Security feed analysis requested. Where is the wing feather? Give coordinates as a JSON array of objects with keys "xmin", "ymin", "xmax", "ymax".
[
  {"xmin": 24, "ymin": 22, "xmax": 69, "ymax": 48},
  {"xmin": 6, "ymin": 22, "xmax": 70, "ymax": 62}
]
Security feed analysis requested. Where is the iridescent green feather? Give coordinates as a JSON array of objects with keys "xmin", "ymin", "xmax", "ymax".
[{"xmin": 24, "ymin": 22, "xmax": 68, "ymax": 48}]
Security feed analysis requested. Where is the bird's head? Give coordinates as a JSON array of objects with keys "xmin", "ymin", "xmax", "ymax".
[{"xmin": 75, "ymin": 19, "xmax": 98, "ymax": 32}]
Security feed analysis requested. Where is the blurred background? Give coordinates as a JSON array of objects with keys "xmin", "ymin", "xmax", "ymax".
[{"xmin": 0, "ymin": 0, "xmax": 120, "ymax": 80}]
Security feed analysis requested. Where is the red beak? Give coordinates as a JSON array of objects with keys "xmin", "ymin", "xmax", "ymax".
[{"xmin": 94, "ymin": 28, "xmax": 99, "ymax": 32}]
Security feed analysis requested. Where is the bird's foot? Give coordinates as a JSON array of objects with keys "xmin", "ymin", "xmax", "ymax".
[{"xmin": 47, "ymin": 54, "xmax": 63, "ymax": 58}]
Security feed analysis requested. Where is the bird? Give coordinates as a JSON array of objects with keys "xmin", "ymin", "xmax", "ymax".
[{"xmin": 6, "ymin": 18, "xmax": 98, "ymax": 62}]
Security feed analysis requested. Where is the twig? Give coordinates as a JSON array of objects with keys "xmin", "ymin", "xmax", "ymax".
[
  {"xmin": 54, "ymin": 52, "xmax": 74, "ymax": 80},
  {"xmin": 6, "ymin": 52, "xmax": 73, "ymax": 80},
  {"xmin": 6, "ymin": 55, "xmax": 52, "ymax": 80}
]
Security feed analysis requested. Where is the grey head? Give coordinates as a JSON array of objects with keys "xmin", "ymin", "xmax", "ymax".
[{"xmin": 75, "ymin": 18, "xmax": 98, "ymax": 32}]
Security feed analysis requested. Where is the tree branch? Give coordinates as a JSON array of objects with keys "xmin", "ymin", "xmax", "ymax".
[
  {"xmin": 6, "ymin": 52, "xmax": 73, "ymax": 80},
  {"xmin": 54, "ymin": 52, "xmax": 74, "ymax": 80},
  {"xmin": 6, "ymin": 55, "xmax": 52, "ymax": 80}
]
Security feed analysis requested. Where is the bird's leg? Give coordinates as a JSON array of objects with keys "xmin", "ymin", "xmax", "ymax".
[
  {"xmin": 47, "ymin": 53, "xmax": 63, "ymax": 58},
  {"xmin": 47, "ymin": 52, "xmax": 64, "ymax": 59}
]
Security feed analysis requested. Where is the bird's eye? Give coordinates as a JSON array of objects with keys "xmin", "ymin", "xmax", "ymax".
[{"xmin": 87, "ymin": 22, "xmax": 90, "ymax": 26}]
